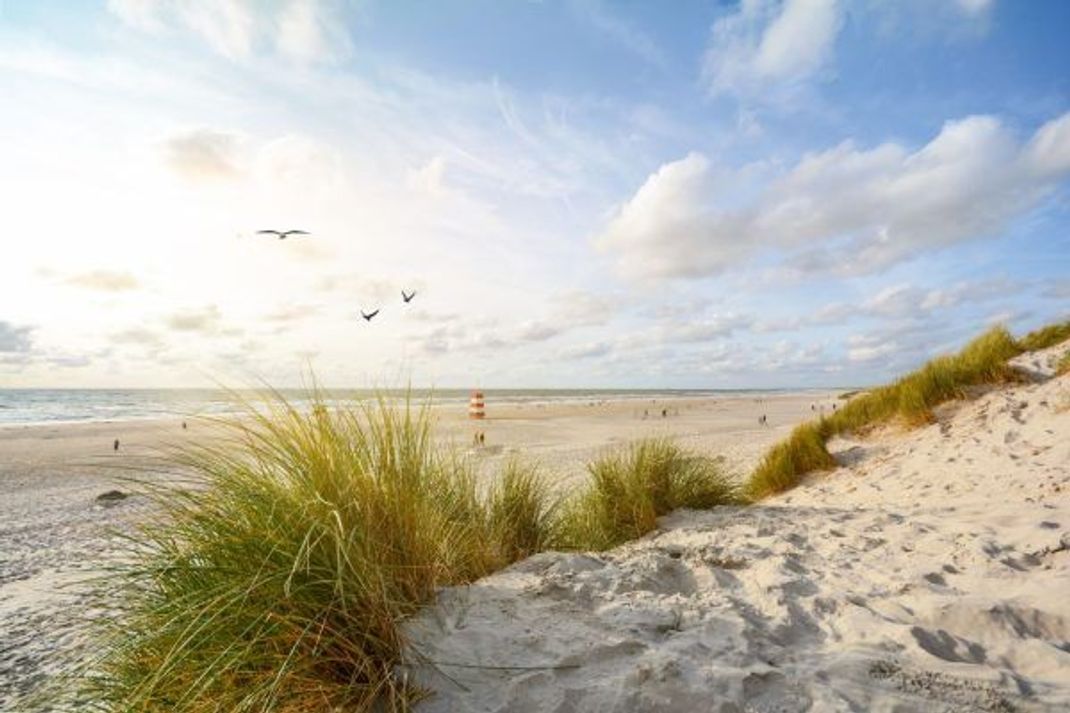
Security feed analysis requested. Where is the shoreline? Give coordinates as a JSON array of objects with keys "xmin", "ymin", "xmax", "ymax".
[{"xmin": 0, "ymin": 386, "xmax": 851, "ymax": 429}]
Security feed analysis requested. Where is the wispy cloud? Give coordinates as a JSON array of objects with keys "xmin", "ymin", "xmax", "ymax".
[
  {"xmin": 164, "ymin": 305, "xmax": 223, "ymax": 333},
  {"xmin": 703, "ymin": 0, "xmax": 844, "ymax": 101},
  {"xmin": 107, "ymin": 0, "xmax": 352, "ymax": 63},
  {"xmin": 575, "ymin": 0, "xmax": 668, "ymax": 69},
  {"xmin": 63, "ymin": 270, "xmax": 141, "ymax": 292},
  {"xmin": 162, "ymin": 128, "xmax": 245, "ymax": 180}
]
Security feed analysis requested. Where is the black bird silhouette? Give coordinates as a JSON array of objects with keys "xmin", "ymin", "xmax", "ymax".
[
  {"xmin": 256, "ymin": 229, "xmax": 309, "ymax": 240},
  {"xmin": 361, "ymin": 309, "xmax": 380, "ymax": 322},
  {"xmin": 401, "ymin": 290, "xmax": 416, "ymax": 303}
]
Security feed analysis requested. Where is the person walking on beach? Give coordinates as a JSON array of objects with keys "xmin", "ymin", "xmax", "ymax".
[{"xmin": 113, "ymin": 438, "xmax": 120, "ymax": 452}]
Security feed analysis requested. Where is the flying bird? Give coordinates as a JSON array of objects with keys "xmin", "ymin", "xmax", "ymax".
[
  {"xmin": 257, "ymin": 229, "xmax": 309, "ymax": 240},
  {"xmin": 361, "ymin": 309, "xmax": 380, "ymax": 322},
  {"xmin": 402, "ymin": 290, "xmax": 416, "ymax": 303}
]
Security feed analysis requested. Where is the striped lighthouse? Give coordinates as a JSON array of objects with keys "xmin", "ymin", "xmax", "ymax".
[{"xmin": 468, "ymin": 390, "xmax": 485, "ymax": 419}]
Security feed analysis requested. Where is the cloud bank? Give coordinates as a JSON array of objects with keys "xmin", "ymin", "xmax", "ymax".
[{"xmin": 597, "ymin": 111, "xmax": 1070, "ymax": 281}]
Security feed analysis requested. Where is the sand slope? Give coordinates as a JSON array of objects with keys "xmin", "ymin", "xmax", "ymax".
[{"xmin": 406, "ymin": 343, "xmax": 1070, "ymax": 712}]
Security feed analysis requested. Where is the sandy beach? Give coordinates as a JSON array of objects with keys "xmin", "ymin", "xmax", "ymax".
[
  {"xmin": 405, "ymin": 342, "xmax": 1070, "ymax": 712},
  {"xmin": 0, "ymin": 390, "xmax": 833, "ymax": 708}
]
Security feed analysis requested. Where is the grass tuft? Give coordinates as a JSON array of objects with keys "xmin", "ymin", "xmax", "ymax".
[
  {"xmin": 63, "ymin": 396, "xmax": 737, "ymax": 711},
  {"xmin": 486, "ymin": 458, "xmax": 560, "ymax": 562},
  {"xmin": 745, "ymin": 325, "xmax": 1024, "ymax": 498},
  {"xmin": 558, "ymin": 439, "xmax": 737, "ymax": 551},
  {"xmin": 745, "ymin": 421, "xmax": 836, "ymax": 500},
  {"xmin": 1056, "ymin": 351, "xmax": 1070, "ymax": 377},
  {"xmin": 1017, "ymin": 320, "xmax": 1070, "ymax": 352},
  {"xmin": 67, "ymin": 393, "xmax": 546, "ymax": 712}
]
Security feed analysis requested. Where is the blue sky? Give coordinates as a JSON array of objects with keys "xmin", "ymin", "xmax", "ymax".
[{"xmin": 0, "ymin": 0, "xmax": 1067, "ymax": 388}]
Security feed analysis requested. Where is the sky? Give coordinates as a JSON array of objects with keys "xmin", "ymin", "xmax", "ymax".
[{"xmin": 0, "ymin": 0, "xmax": 1067, "ymax": 389}]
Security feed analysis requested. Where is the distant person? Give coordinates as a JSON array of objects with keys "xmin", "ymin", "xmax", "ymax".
[
  {"xmin": 480, "ymin": 432, "xmax": 485, "ymax": 446},
  {"xmin": 113, "ymin": 438, "xmax": 120, "ymax": 452},
  {"xmin": 643, "ymin": 409, "xmax": 648, "ymax": 419},
  {"xmin": 661, "ymin": 408, "xmax": 667, "ymax": 418},
  {"xmin": 811, "ymin": 404, "xmax": 815, "ymax": 411},
  {"xmin": 182, "ymin": 421, "xmax": 187, "ymax": 430}
]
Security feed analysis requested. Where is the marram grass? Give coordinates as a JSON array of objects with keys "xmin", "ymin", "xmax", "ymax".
[
  {"xmin": 746, "ymin": 325, "xmax": 1025, "ymax": 499},
  {"xmin": 1017, "ymin": 319, "xmax": 1070, "ymax": 352},
  {"xmin": 558, "ymin": 438, "xmax": 738, "ymax": 551},
  {"xmin": 1056, "ymin": 351, "xmax": 1070, "ymax": 377},
  {"xmin": 61, "ymin": 396, "xmax": 733, "ymax": 712},
  {"xmin": 66, "ymin": 395, "xmax": 550, "ymax": 712}
]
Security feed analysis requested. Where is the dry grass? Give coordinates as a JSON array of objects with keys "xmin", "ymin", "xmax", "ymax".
[
  {"xmin": 746, "ymin": 325, "xmax": 1023, "ymax": 499},
  {"xmin": 61, "ymin": 397, "xmax": 734, "ymax": 712},
  {"xmin": 64, "ymin": 394, "xmax": 553, "ymax": 712},
  {"xmin": 1056, "ymin": 351, "xmax": 1070, "ymax": 377},
  {"xmin": 486, "ymin": 458, "xmax": 561, "ymax": 562},
  {"xmin": 745, "ymin": 421, "xmax": 837, "ymax": 500},
  {"xmin": 1017, "ymin": 320, "xmax": 1070, "ymax": 352},
  {"xmin": 558, "ymin": 439, "xmax": 738, "ymax": 551}
]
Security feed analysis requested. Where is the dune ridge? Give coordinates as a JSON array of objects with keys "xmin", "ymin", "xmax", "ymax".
[{"xmin": 405, "ymin": 340, "xmax": 1070, "ymax": 712}]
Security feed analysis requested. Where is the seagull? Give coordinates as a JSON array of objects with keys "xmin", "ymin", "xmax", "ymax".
[
  {"xmin": 256, "ymin": 229, "xmax": 309, "ymax": 240},
  {"xmin": 402, "ymin": 290, "xmax": 416, "ymax": 303},
  {"xmin": 361, "ymin": 309, "xmax": 380, "ymax": 322}
]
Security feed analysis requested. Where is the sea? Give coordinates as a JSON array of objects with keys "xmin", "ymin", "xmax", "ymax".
[{"xmin": 0, "ymin": 388, "xmax": 802, "ymax": 427}]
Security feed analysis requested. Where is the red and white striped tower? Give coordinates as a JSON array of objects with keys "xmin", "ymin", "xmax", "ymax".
[{"xmin": 468, "ymin": 390, "xmax": 485, "ymax": 419}]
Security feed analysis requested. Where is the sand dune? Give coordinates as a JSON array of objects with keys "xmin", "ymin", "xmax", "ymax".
[{"xmin": 405, "ymin": 342, "xmax": 1070, "ymax": 712}]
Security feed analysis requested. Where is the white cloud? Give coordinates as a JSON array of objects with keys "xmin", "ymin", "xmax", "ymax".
[
  {"xmin": 846, "ymin": 337, "xmax": 897, "ymax": 363},
  {"xmin": 276, "ymin": 0, "xmax": 353, "ymax": 63},
  {"xmin": 1024, "ymin": 112, "xmax": 1070, "ymax": 178},
  {"xmin": 594, "ymin": 152, "xmax": 750, "ymax": 280},
  {"xmin": 111, "ymin": 327, "xmax": 164, "ymax": 348},
  {"xmin": 703, "ymin": 0, "xmax": 843, "ymax": 99},
  {"xmin": 597, "ymin": 111, "xmax": 1070, "ymax": 281},
  {"xmin": 63, "ymin": 270, "xmax": 141, "ymax": 292},
  {"xmin": 107, "ymin": 0, "xmax": 350, "ymax": 63},
  {"xmin": 264, "ymin": 304, "xmax": 320, "ymax": 323},
  {"xmin": 862, "ymin": 284, "xmax": 926, "ymax": 318},
  {"xmin": 664, "ymin": 313, "xmax": 750, "ymax": 343},
  {"xmin": 408, "ymin": 157, "xmax": 449, "ymax": 197},
  {"xmin": 0, "ymin": 322, "xmax": 34, "ymax": 353},
  {"xmin": 559, "ymin": 341, "xmax": 613, "ymax": 360},
  {"xmin": 164, "ymin": 305, "xmax": 223, "ymax": 333},
  {"xmin": 162, "ymin": 128, "xmax": 245, "ymax": 180},
  {"xmin": 106, "ymin": 0, "xmax": 168, "ymax": 31}
]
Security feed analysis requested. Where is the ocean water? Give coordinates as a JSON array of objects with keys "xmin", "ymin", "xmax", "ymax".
[{"xmin": 0, "ymin": 388, "xmax": 777, "ymax": 426}]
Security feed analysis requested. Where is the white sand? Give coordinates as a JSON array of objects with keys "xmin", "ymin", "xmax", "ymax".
[
  {"xmin": 0, "ymin": 390, "xmax": 831, "ymax": 708},
  {"xmin": 404, "ymin": 343, "xmax": 1070, "ymax": 712}
]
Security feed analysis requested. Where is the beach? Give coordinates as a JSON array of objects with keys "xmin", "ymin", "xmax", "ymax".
[
  {"xmin": 405, "ymin": 341, "xmax": 1070, "ymax": 712},
  {"xmin": 0, "ymin": 390, "xmax": 833, "ymax": 708}
]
